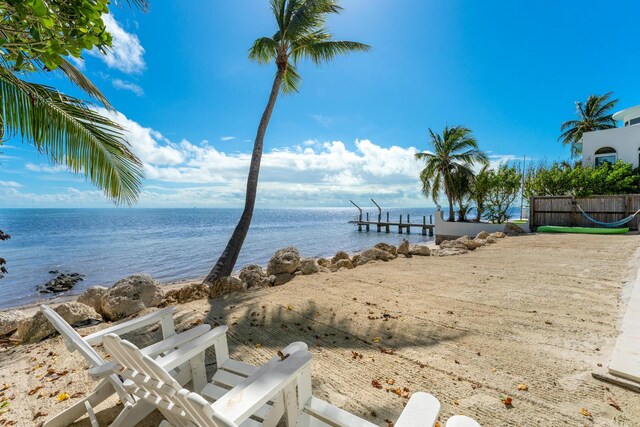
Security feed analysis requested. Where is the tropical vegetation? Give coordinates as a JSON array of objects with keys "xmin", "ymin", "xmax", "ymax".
[
  {"xmin": 524, "ymin": 160, "xmax": 640, "ymax": 198},
  {"xmin": 483, "ymin": 164, "xmax": 523, "ymax": 224},
  {"xmin": 415, "ymin": 125, "xmax": 488, "ymax": 222},
  {"xmin": 558, "ymin": 92, "xmax": 619, "ymax": 158},
  {"xmin": 0, "ymin": 0, "xmax": 145, "ymax": 204},
  {"xmin": 204, "ymin": 0, "xmax": 370, "ymax": 284}
]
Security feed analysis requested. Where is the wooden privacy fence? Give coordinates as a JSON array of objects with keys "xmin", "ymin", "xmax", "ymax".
[{"xmin": 530, "ymin": 195, "xmax": 640, "ymax": 231}]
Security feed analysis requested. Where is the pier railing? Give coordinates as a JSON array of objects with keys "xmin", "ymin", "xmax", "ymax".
[{"xmin": 348, "ymin": 211, "xmax": 435, "ymax": 236}]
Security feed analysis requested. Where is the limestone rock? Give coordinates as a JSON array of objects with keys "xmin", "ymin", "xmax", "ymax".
[
  {"xmin": 439, "ymin": 240, "xmax": 468, "ymax": 250},
  {"xmin": 164, "ymin": 283, "xmax": 209, "ymax": 304},
  {"xmin": 351, "ymin": 254, "xmax": 361, "ymax": 265},
  {"xmin": 299, "ymin": 258, "xmax": 320, "ymax": 275},
  {"xmin": 475, "ymin": 231, "xmax": 490, "ymax": 240},
  {"xmin": 458, "ymin": 239, "xmax": 482, "ymax": 251},
  {"xmin": 317, "ymin": 258, "xmax": 331, "ymax": 268},
  {"xmin": 505, "ymin": 222, "xmax": 525, "ymax": 235},
  {"xmin": 409, "ymin": 244, "xmax": 431, "ymax": 256},
  {"xmin": 239, "ymin": 264, "xmax": 270, "ymax": 288},
  {"xmin": 431, "ymin": 248, "xmax": 468, "ymax": 257},
  {"xmin": 210, "ymin": 276, "xmax": 245, "ymax": 299},
  {"xmin": 486, "ymin": 236, "xmax": 497, "ymax": 244},
  {"xmin": 77, "ymin": 286, "xmax": 108, "ymax": 315},
  {"xmin": 491, "ymin": 231, "xmax": 506, "ymax": 239},
  {"xmin": 0, "ymin": 310, "xmax": 27, "ymax": 336},
  {"xmin": 16, "ymin": 302, "xmax": 101, "ymax": 344},
  {"xmin": 273, "ymin": 273, "xmax": 295, "ymax": 286},
  {"xmin": 335, "ymin": 259, "xmax": 354, "ymax": 269},
  {"xmin": 354, "ymin": 248, "xmax": 395, "ymax": 266},
  {"xmin": 38, "ymin": 273, "xmax": 84, "ymax": 293},
  {"xmin": 331, "ymin": 251, "xmax": 350, "ymax": 264},
  {"xmin": 100, "ymin": 275, "xmax": 163, "ymax": 321},
  {"xmin": 473, "ymin": 238, "xmax": 487, "ymax": 247},
  {"xmin": 397, "ymin": 239, "xmax": 411, "ymax": 257},
  {"xmin": 267, "ymin": 247, "xmax": 301, "ymax": 276},
  {"xmin": 456, "ymin": 235, "xmax": 471, "ymax": 242},
  {"xmin": 374, "ymin": 243, "xmax": 397, "ymax": 257}
]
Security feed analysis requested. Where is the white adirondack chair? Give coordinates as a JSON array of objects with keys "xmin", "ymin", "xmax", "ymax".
[
  {"xmin": 101, "ymin": 331, "xmax": 481, "ymax": 427},
  {"xmin": 102, "ymin": 332, "xmax": 312, "ymax": 427},
  {"xmin": 40, "ymin": 304, "xmax": 213, "ymax": 427}
]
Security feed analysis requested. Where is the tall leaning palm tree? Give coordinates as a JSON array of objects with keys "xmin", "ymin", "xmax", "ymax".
[
  {"xmin": 415, "ymin": 126, "xmax": 488, "ymax": 222},
  {"xmin": 204, "ymin": 0, "xmax": 369, "ymax": 284},
  {"xmin": 559, "ymin": 92, "xmax": 619, "ymax": 158}
]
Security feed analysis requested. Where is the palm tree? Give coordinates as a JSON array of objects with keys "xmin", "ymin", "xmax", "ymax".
[
  {"xmin": 415, "ymin": 126, "xmax": 488, "ymax": 222},
  {"xmin": 559, "ymin": 92, "xmax": 619, "ymax": 158},
  {"xmin": 203, "ymin": 0, "xmax": 369, "ymax": 284}
]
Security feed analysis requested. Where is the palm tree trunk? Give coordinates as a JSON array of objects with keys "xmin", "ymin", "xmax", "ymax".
[{"xmin": 203, "ymin": 71, "xmax": 284, "ymax": 284}]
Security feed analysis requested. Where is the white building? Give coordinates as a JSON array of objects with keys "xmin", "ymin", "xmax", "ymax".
[{"xmin": 582, "ymin": 105, "xmax": 640, "ymax": 168}]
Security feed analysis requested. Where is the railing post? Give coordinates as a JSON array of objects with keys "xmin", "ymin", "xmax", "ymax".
[{"xmin": 399, "ymin": 215, "xmax": 403, "ymax": 234}]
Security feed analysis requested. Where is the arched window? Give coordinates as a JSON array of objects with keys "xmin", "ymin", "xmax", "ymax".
[{"xmin": 594, "ymin": 147, "xmax": 617, "ymax": 166}]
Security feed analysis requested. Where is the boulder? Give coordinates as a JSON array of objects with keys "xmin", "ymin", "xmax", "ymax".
[
  {"xmin": 397, "ymin": 239, "xmax": 412, "ymax": 257},
  {"xmin": 409, "ymin": 244, "xmax": 431, "ymax": 256},
  {"xmin": 505, "ymin": 222, "xmax": 525, "ymax": 235},
  {"xmin": 473, "ymin": 238, "xmax": 487, "ymax": 247},
  {"xmin": 491, "ymin": 231, "xmax": 506, "ymax": 239},
  {"xmin": 299, "ymin": 258, "xmax": 320, "ymax": 275},
  {"xmin": 351, "ymin": 254, "xmax": 361, "ymax": 265},
  {"xmin": 0, "ymin": 310, "xmax": 27, "ymax": 336},
  {"xmin": 77, "ymin": 286, "xmax": 108, "ymax": 315},
  {"xmin": 354, "ymin": 248, "xmax": 396, "ymax": 266},
  {"xmin": 100, "ymin": 275, "xmax": 163, "ymax": 321},
  {"xmin": 239, "ymin": 264, "xmax": 270, "ymax": 288},
  {"xmin": 273, "ymin": 273, "xmax": 295, "ymax": 286},
  {"xmin": 267, "ymin": 247, "xmax": 301, "ymax": 276},
  {"xmin": 331, "ymin": 251, "xmax": 350, "ymax": 264},
  {"xmin": 38, "ymin": 273, "xmax": 84, "ymax": 293},
  {"xmin": 15, "ymin": 302, "xmax": 101, "ymax": 344},
  {"xmin": 475, "ymin": 231, "xmax": 490, "ymax": 240},
  {"xmin": 486, "ymin": 236, "xmax": 497, "ymax": 244},
  {"xmin": 456, "ymin": 235, "xmax": 471, "ymax": 242},
  {"xmin": 164, "ymin": 283, "xmax": 209, "ymax": 304},
  {"xmin": 335, "ymin": 259, "xmax": 354, "ymax": 269},
  {"xmin": 431, "ymin": 248, "xmax": 468, "ymax": 257},
  {"xmin": 458, "ymin": 239, "xmax": 482, "ymax": 251},
  {"xmin": 210, "ymin": 276, "xmax": 245, "ymax": 299},
  {"xmin": 317, "ymin": 258, "xmax": 331, "ymax": 268},
  {"xmin": 374, "ymin": 243, "xmax": 397, "ymax": 257},
  {"xmin": 439, "ymin": 240, "xmax": 468, "ymax": 250}
]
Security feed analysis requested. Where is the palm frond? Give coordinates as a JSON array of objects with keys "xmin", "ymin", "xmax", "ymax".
[
  {"xmin": 281, "ymin": 63, "xmax": 302, "ymax": 93},
  {"xmin": 249, "ymin": 37, "xmax": 279, "ymax": 63},
  {"xmin": 285, "ymin": 0, "xmax": 342, "ymax": 40},
  {"xmin": 292, "ymin": 40, "xmax": 370, "ymax": 64},
  {"xmin": 0, "ymin": 69, "xmax": 143, "ymax": 205},
  {"xmin": 58, "ymin": 59, "xmax": 113, "ymax": 110}
]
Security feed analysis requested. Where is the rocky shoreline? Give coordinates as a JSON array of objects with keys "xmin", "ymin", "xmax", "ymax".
[{"xmin": 0, "ymin": 231, "xmax": 509, "ymax": 345}]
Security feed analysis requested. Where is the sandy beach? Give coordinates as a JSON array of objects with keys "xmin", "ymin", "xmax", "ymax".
[{"xmin": 1, "ymin": 233, "xmax": 639, "ymax": 426}]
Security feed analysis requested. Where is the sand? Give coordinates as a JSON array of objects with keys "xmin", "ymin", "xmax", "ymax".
[{"xmin": 1, "ymin": 233, "xmax": 639, "ymax": 426}]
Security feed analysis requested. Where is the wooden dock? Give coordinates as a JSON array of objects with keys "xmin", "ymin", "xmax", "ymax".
[{"xmin": 348, "ymin": 211, "xmax": 435, "ymax": 236}]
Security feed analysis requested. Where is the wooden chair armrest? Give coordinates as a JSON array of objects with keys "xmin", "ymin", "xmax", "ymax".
[
  {"xmin": 211, "ymin": 349, "xmax": 313, "ymax": 425},
  {"xmin": 445, "ymin": 415, "xmax": 481, "ymax": 427},
  {"xmin": 394, "ymin": 392, "xmax": 441, "ymax": 427},
  {"xmin": 88, "ymin": 324, "xmax": 213, "ymax": 380},
  {"xmin": 156, "ymin": 325, "xmax": 229, "ymax": 372},
  {"xmin": 84, "ymin": 307, "xmax": 177, "ymax": 345}
]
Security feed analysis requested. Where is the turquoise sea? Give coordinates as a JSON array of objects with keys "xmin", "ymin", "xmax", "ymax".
[{"xmin": 0, "ymin": 208, "xmax": 438, "ymax": 309}]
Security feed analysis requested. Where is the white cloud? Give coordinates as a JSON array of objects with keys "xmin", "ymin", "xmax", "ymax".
[
  {"xmin": 11, "ymin": 112, "xmax": 517, "ymax": 208},
  {"xmin": 112, "ymin": 79, "xmax": 144, "ymax": 96},
  {"xmin": 25, "ymin": 163, "xmax": 66, "ymax": 173},
  {"xmin": 0, "ymin": 180, "xmax": 21, "ymax": 188},
  {"xmin": 220, "ymin": 136, "xmax": 235, "ymax": 141},
  {"xmin": 89, "ymin": 15, "xmax": 145, "ymax": 74}
]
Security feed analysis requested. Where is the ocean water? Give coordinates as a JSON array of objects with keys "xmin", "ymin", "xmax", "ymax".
[{"xmin": 0, "ymin": 208, "xmax": 438, "ymax": 309}]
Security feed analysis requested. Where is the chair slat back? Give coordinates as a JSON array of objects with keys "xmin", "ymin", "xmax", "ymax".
[
  {"xmin": 40, "ymin": 305, "xmax": 105, "ymax": 367},
  {"xmin": 103, "ymin": 334, "xmax": 237, "ymax": 427}
]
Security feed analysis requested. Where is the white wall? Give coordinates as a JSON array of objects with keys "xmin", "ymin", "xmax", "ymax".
[
  {"xmin": 582, "ymin": 126, "xmax": 640, "ymax": 168},
  {"xmin": 435, "ymin": 210, "xmax": 528, "ymax": 243}
]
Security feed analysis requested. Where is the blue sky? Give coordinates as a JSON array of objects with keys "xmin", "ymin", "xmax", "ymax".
[{"xmin": 2, "ymin": 0, "xmax": 640, "ymax": 208}]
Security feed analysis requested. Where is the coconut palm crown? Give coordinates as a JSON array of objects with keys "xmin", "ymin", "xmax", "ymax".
[
  {"xmin": 415, "ymin": 125, "xmax": 488, "ymax": 222},
  {"xmin": 558, "ymin": 92, "xmax": 619, "ymax": 158}
]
